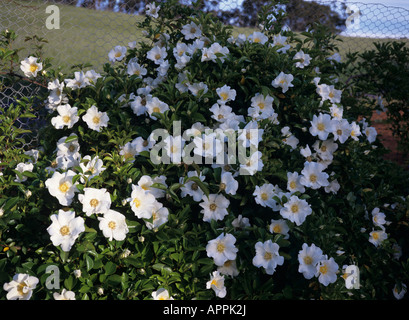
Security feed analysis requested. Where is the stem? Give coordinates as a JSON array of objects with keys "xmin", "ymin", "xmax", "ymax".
[{"xmin": 0, "ymin": 71, "xmax": 48, "ymax": 89}]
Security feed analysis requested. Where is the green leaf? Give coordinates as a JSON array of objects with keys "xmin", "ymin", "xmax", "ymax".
[
  {"xmin": 65, "ymin": 135, "xmax": 78, "ymax": 143},
  {"xmin": 64, "ymin": 275, "xmax": 76, "ymax": 290},
  {"xmin": 186, "ymin": 176, "xmax": 209, "ymax": 198},
  {"xmin": 150, "ymin": 182, "xmax": 168, "ymax": 190},
  {"xmin": 22, "ymin": 170, "xmax": 36, "ymax": 179},
  {"xmin": 106, "ymin": 274, "xmax": 122, "ymax": 286},
  {"xmin": 104, "ymin": 261, "xmax": 117, "ymax": 275},
  {"xmin": 3, "ymin": 197, "xmax": 20, "ymax": 212},
  {"xmin": 20, "ymin": 113, "xmax": 36, "ymax": 119},
  {"xmin": 85, "ymin": 255, "xmax": 94, "ymax": 271}
]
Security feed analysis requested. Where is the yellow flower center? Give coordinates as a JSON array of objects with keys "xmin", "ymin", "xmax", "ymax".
[
  {"xmin": 264, "ymin": 252, "xmax": 273, "ymax": 260},
  {"xmin": 289, "ymin": 181, "xmax": 297, "ymax": 189},
  {"xmin": 329, "ymin": 92, "xmax": 335, "ymax": 99},
  {"xmin": 272, "ymin": 224, "xmax": 282, "ymax": 233},
  {"xmin": 68, "ymin": 144, "xmax": 76, "ymax": 153},
  {"xmin": 220, "ymin": 92, "xmax": 229, "ymax": 101},
  {"xmin": 317, "ymin": 123, "xmax": 325, "ymax": 131},
  {"xmin": 279, "ymin": 79, "xmax": 286, "ymax": 85},
  {"xmin": 310, "ymin": 174, "xmax": 317, "ymax": 183},
  {"xmin": 155, "ymin": 54, "xmax": 161, "ymax": 60},
  {"xmin": 60, "ymin": 225, "xmax": 70, "ymax": 236},
  {"xmin": 133, "ymin": 198, "xmax": 141, "ymax": 208},
  {"xmin": 372, "ymin": 232, "xmax": 379, "ymax": 240},
  {"xmin": 108, "ymin": 221, "xmax": 116, "ymax": 230},
  {"xmin": 211, "ymin": 279, "xmax": 218, "ymax": 287},
  {"xmin": 59, "ymin": 182, "xmax": 69, "ymax": 193},
  {"xmin": 216, "ymin": 242, "xmax": 225, "ymax": 253},
  {"xmin": 89, "ymin": 198, "xmax": 99, "ymax": 208},
  {"xmin": 303, "ymin": 256, "xmax": 313, "ymax": 265},
  {"xmin": 92, "ymin": 116, "xmax": 100, "ymax": 124},
  {"xmin": 291, "ymin": 204, "xmax": 299, "ymax": 213},
  {"xmin": 258, "ymin": 102, "xmax": 265, "ymax": 110},
  {"xmin": 153, "ymin": 107, "xmax": 160, "ymax": 113},
  {"xmin": 62, "ymin": 115, "xmax": 71, "ymax": 123},
  {"xmin": 337, "ymin": 129, "xmax": 343, "ymax": 135},
  {"xmin": 219, "ymin": 183, "xmax": 226, "ymax": 191},
  {"xmin": 115, "ymin": 52, "xmax": 122, "ymax": 58},
  {"xmin": 209, "ymin": 203, "xmax": 217, "ymax": 211},
  {"xmin": 29, "ymin": 64, "xmax": 38, "ymax": 73},
  {"xmin": 261, "ymin": 193, "xmax": 268, "ymax": 201},
  {"xmin": 321, "ymin": 145, "xmax": 327, "ymax": 152},
  {"xmin": 224, "ymin": 260, "xmax": 232, "ymax": 267},
  {"xmin": 124, "ymin": 152, "xmax": 134, "ymax": 160},
  {"xmin": 253, "ymin": 37, "xmax": 261, "ymax": 43},
  {"xmin": 319, "ymin": 264, "xmax": 328, "ymax": 275},
  {"xmin": 16, "ymin": 282, "xmax": 27, "ymax": 296}
]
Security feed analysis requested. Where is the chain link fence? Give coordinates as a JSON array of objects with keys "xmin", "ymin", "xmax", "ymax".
[
  {"xmin": 1, "ymin": 0, "xmax": 409, "ymax": 104},
  {"xmin": 1, "ymin": 0, "xmax": 409, "ymax": 162}
]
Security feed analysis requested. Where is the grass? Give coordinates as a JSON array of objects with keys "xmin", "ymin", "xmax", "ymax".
[
  {"xmin": 1, "ymin": 0, "xmax": 408, "ymax": 72},
  {"xmin": 1, "ymin": 0, "xmax": 145, "ymax": 71}
]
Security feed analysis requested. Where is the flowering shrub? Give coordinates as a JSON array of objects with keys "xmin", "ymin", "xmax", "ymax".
[
  {"xmin": 344, "ymin": 41, "xmax": 409, "ymax": 159},
  {"xmin": 1, "ymin": 1, "xmax": 409, "ymax": 300}
]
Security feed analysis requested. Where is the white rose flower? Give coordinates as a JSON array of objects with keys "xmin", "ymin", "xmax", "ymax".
[
  {"xmin": 82, "ymin": 105, "xmax": 109, "ymax": 132},
  {"xmin": 272, "ymin": 71, "xmax": 294, "ymax": 93},
  {"xmin": 3, "ymin": 273, "xmax": 39, "ymax": 300},
  {"xmin": 53, "ymin": 289, "xmax": 76, "ymax": 300},
  {"xmin": 20, "ymin": 56, "xmax": 42, "ymax": 77},
  {"xmin": 252, "ymin": 240, "xmax": 284, "ymax": 275},
  {"xmin": 98, "ymin": 209, "xmax": 129, "ymax": 241},
  {"xmin": 128, "ymin": 184, "xmax": 157, "ymax": 219},
  {"xmin": 199, "ymin": 193, "xmax": 230, "ymax": 222},
  {"xmin": 206, "ymin": 271, "xmax": 226, "ymax": 298},
  {"xmin": 152, "ymin": 288, "xmax": 174, "ymax": 300},
  {"xmin": 47, "ymin": 209, "xmax": 85, "ymax": 252},
  {"xmin": 51, "ymin": 104, "xmax": 79, "ymax": 129},
  {"xmin": 108, "ymin": 45, "xmax": 127, "ymax": 62},
  {"xmin": 206, "ymin": 233, "xmax": 238, "ymax": 266},
  {"xmin": 78, "ymin": 187, "xmax": 111, "ymax": 216},
  {"xmin": 45, "ymin": 170, "xmax": 78, "ymax": 206}
]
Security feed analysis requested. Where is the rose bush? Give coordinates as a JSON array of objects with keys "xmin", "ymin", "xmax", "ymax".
[{"xmin": 1, "ymin": 0, "xmax": 409, "ymax": 300}]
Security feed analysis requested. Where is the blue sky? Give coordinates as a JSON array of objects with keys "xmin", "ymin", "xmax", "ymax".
[
  {"xmin": 349, "ymin": 0, "xmax": 409, "ymax": 10},
  {"xmin": 299, "ymin": 0, "xmax": 409, "ymax": 38},
  {"xmin": 341, "ymin": 0, "xmax": 409, "ymax": 38},
  {"xmin": 212, "ymin": 0, "xmax": 409, "ymax": 38},
  {"xmin": 220, "ymin": 0, "xmax": 409, "ymax": 11}
]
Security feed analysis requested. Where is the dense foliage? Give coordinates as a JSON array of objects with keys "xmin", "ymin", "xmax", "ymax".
[
  {"xmin": 1, "ymin": 0, "xmax": 408, "ymax": 300},
  {"xmin": 345, "ymin": 41, "xmax": 409, "ymax": 159}
]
